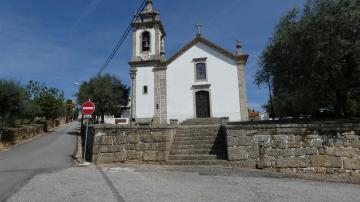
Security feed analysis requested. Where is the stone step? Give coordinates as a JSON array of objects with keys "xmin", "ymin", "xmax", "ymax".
[
  {"xmin": 176, "ymin": 129, "xmax": 220, "ymax": 133},
  {"xmin": 175, "ymin": 132, "xmax": 222, "ymax": 137},
  {"xmin": 168, "ymin": 154, "xmax": 226, "ymax": 160},
  {"xmin": 166, "ymin": 160, "xmax": 231, "ymax": 166},
  {"xmin": 174, "ymin": 136, "xmax": 223, "ymax": 141},
  {"xmin": 180, "ymin": 123, "xmax": 221, "ymax": 126},
  {"xmin": 172, "ymin": 140, "xmax": 225, "ymax": 145},
  {"xmin": 170, "ymin": 149, "xmax": 226, "ymax": 155},
  {"xmin": 179, "ymin": 125, "xmax": 221, "ymax": 128},
  {"xmin": 176, "ymin": 130, "xmax": 220, "ymax": 133},
  {"xmin": 171, "ymin": 144, "xmax": 225, "ymax": 150},
  {"xmin": 181, "ymin": 118, "xmax": 222, "ymax": 126}
]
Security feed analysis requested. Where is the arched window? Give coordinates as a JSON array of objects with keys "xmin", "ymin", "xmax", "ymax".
[
  {"xmin": 141, "ymin": 31, "xmax": 150, "ymax": 52},
  {"xmin": 196, "ymin": 63, "xmax": 207, "ymax": 80}
]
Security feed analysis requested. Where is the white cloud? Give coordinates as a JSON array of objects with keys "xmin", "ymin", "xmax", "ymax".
[{"xmin": 70, "ymin": 0, "xmax": 103, "ymax": 34}]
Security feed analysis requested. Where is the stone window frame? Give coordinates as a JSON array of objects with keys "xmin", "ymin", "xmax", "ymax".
[
  {"xmin": 193, "ymin": 57, "xmax": 208, "ymax": 82},
  {"xmin": 141, "ymin": 31, "xmax": 151, "ymax": 53},
  {"xmin": 143, "ymin": 85, "xmax": 148, "ymax": 95},
  {"xmin": 192, "ymin": 84, "xmax": 212, "ymax": 118}
]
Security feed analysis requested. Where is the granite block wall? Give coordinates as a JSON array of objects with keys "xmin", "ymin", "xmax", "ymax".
[
  {"xmin": 224, "ymin": 123, "xmax": 360, "ymax": 176},
  {"xmin": 84, "ymin": 125, "xmax": 175, "ymax": 164}
]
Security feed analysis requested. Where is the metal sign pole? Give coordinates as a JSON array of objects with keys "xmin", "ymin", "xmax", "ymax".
[
  {"xmin": 80, "ymin": 115, "xmax": 92, "ymax": 166},
  {"xmin": 80, "ymin": 100, "xmax": 95, "ymax": 166},
  {"xmin": 83, "ymin": 117, "xmax": 89, "ymax": 163}
]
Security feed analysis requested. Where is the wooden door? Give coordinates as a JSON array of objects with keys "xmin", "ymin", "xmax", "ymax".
[{"xmin": 196, "ymin": 91, "xmax": 210, "ymax": 118}]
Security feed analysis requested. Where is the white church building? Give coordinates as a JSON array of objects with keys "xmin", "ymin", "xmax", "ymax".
[{"xmin": 129, "ymin": 0, "xmax": 249, "ymax": 125}]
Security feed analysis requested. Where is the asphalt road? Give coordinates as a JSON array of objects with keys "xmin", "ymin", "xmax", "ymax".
[
  {"xmin": 0, "ymin": 122, "xmax": 78, "ymax": 202},
  {"xmin": 7, "ymin": 164, "xmax": 360, "ymax": 202},
  {"xmin": 3, "ymin": 123, "xmax": 360, "ymax": 202}
]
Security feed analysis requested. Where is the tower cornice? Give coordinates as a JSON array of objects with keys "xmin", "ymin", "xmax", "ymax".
[
  {"xmin": 132, "ymin": 21, "xmax": 166, "ymax": 36},
  {"xmin": 129, "ymin": 59, "xmax": 167, "ymax": 68}
]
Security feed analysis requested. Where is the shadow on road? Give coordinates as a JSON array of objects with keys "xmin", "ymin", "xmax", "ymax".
[
  {"xmin": 96, "ymin": 166, "xmax": 125, "ymax": 202},
  {"xmin": 66, "ymin": 131, "xmax": 78, "ymax": 136}
]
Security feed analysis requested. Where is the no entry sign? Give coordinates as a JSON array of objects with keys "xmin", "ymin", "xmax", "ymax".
[{"xmin": 82, "ymin": 101, "xmax": 95, "ymax": 115}]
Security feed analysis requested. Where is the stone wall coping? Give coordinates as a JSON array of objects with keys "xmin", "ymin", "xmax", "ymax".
[
  {"xmin": 225, "ymin": 122, "xmax": 360, "ymax": 131},
  {"xmin": 90, "ymin": 124, "xmax": 174, "ymax": 130},
  {"xmin": 1, "ymin": 124, "xmax": 44, "ymax": 131}
]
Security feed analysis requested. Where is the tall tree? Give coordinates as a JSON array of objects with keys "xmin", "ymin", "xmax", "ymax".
[
  {"xmin": 77, "ymin": 74, "xmax": 129, "ymax": 123},
  {"xmin": 256, "ymin": 0, "xmax": 360, "ymax": 117},
  {"xmin": 65, "ymin": 99, "xmax": 75, "ymax": 122},
  {"xmin": 25, "ymin": 81, "xmax": 65, "ymax": 120},
  {"xmin": 0, "ymin": 79, "xmax": 26, "ymax": 127}
]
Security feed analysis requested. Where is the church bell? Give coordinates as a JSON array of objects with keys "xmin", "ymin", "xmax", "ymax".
[{"xmin": 143, "ymin": 41, "xmax": 150, "ymax": 48}]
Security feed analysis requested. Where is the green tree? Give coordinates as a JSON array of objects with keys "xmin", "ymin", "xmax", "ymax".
[
  {"xmin": 255, "ymin": 0, "xmax": 360, "ymax": 118},
  {"xmin": 77, "ymin": 74, "xmax": 129, "ymax": 123},
  {"xmin": 25, "ymin": 81, "xmax": 65, "ymax": 120},
  {"xmin": 0, "ymin": 79, "xmax": 26, "ymax": 127},
  {"xmin": 65, "ymin": 99, "xmax": 76, "ymax": 122}
]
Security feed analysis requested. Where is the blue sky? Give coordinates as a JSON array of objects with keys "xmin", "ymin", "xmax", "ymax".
[{"xmin": 0, "ymin": 0, "xmax": 306, "ymax": 111}]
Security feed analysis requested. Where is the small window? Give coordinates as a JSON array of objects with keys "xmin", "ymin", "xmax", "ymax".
[
  {"xmin": 196, "ymin": 63, "xmax": 207, "ymax": 80},
  {"xmin": 143, "ymin": 86, "xmax": 148, "ymax": 94},
  {"xmin": 142, "ymin": 31, "xmax": 150, "ymax": 52}
]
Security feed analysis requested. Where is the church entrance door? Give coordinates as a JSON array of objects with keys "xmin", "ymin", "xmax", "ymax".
[{"xmin": 195, "ymin": 91, "xmax": 210, "ymax": 118}]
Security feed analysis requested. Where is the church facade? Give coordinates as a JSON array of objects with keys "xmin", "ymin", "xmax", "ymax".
[{"xmin": 129, "ymin": 0, "xmax": 249, "ymax": 125}]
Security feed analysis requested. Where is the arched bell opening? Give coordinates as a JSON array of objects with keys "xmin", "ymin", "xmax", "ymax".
[{"xmin": 141, "ymin": 31, "xmax": 151, "ymax": 52}]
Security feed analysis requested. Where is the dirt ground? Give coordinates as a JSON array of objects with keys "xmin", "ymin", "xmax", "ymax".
[
  {"xmin": 0, "ymin": 132, "xmax": 45, "ymax": 152},
  {"xmin": 0, "ymin": 142, "xmax": 5, "ymax": 151}
]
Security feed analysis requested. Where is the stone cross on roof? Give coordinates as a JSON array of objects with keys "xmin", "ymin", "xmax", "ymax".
[
  {"xmin": 144, "ymin": 0, "xmax": 153, "ymax": 11},
  {"xmin": 195, "ymin": 24, "xmax": 202, "ymax": 36}
]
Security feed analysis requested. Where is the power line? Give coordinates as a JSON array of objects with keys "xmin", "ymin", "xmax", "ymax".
[{"xmin": 97, "ymin": 0, "xmax": 146, "ymax": 75}]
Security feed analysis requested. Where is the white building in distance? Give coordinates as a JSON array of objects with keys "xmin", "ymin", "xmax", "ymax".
[{"xmin": 129, "ymin": 0, "xmax": 249, "ymax": 125}]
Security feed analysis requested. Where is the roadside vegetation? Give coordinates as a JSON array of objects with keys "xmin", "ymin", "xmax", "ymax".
[
  {"xmin": 76, "ymin": 74, "xmax": 129, "ymax": 123},
  {"xmin": 0, "ymin": 79, "xmax": 76, "ymax": 129},
  {"xmin": 256, "ymin": 0, "xmax": 360, "ymax": 119}
]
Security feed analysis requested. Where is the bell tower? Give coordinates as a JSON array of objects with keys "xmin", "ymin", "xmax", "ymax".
[
  {"xmin": 131, "ymin": 0, "xmax": 166, "ymax": 62},
  {"xmin": 129, "ymin": 0, "xmax": 168, "ymax": 125}
]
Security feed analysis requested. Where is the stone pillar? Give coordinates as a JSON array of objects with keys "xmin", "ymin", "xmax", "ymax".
[
  {"xmin": 131, "ymin": 29, "xmax": 137, "ymax": 61},
  {"xmin": 153, "ymin": 66, "xmax": 167, "ymax": 125},
  {"xmin": 130, "ymin": 69, "xmax": 137, "ymax": 123},
  {"xmin": 155, "ymin": 27, "xmax": 160, "ymax": 58},
  {"xmin": 236, "ymin": 61, "xmax": 249, "ymax": 121}
]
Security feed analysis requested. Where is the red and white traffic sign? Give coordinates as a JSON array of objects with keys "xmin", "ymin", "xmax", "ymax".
[{"xmin": 82, "ymin": 101, "xmax": 95, "ymax": 115}]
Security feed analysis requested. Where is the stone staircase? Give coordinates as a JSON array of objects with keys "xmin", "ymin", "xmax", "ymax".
[
  {"xmin": 167, "ymin": 124, "xmax": 228, "ymax": 166},
  {"xmin": 180, "ymin": 118, "xmax": 222, "ymax": 126}
]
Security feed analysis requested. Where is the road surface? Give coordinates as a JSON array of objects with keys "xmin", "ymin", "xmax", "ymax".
[
  {"xmin": 7, "ymin": 164, "xmax": 360, "ymax": 202},
  {"xmin": 0, "ymin": 122, "xmax": 78, "ymax": 201},
  {"xmin": 2, "ymin": 122, "xmax": 360, "ymax": 202}
]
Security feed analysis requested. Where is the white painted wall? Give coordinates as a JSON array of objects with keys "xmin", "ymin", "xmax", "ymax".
[
  {"xmin": 103, "ymin": 115, "xmax": 129, "ymax": 125},
  {"xmin": 104, "ymin": 115, "xmax": 116, "ymax": 124},
  {"xmin": 136, "ymin": 67, "xmax": 154, "ymax": 118},
  {"xmin": 135, "ymin": 29, "xmax": 156, "ymax": 56},
  {"xmin": 167, "ymin": 43, "xmax": 242, "ymax": 122}
]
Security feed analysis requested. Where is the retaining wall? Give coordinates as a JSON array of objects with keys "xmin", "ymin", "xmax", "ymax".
[
  {"xmin": 1, "ymin": 124, "xmax": 44, "ymax": 144},
  {"xmin": 224, "ymin": 123, "xmax": 360, "ymax": 176},
  {"xmin": 84, "ymin": 125, "xmax": 175, "ymax": 164},
  {"xmin": 1, "ymin": 119, "xmax": 64, "ymax": 145}
]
